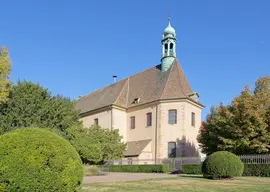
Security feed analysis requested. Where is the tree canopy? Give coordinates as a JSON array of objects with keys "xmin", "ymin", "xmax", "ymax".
[
  {"xmin": 67, "ymin": 125, "xmax": 126, "ymax": 164},
  {"xmin": 0, "ymin": 81, "xmax": 80, "ymax": 136},
  {"xmin": 0, "ymin": 47, "xmax": 12, "ymax": 103},
  {"xmin": 0, "ymin": 80, "xmax": 126, "ymax": 164},
  {"xmin": 198, "ymin": 76, "xmax": 270, "ymax": 155}
]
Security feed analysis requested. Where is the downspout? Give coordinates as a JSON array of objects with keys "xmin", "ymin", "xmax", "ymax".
[
  {"xmin": 155, "ymin": 104, "xmax": 158, "ymax": 164},
  {"xmin": 111, "ymin": 105, "xmax": 113, "ymax": 130}
]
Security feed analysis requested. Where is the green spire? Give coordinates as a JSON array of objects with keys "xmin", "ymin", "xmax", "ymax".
[
  {"xmin": 163, "ymin": 17, "xmax": 176, "ymax": 38},
  {"xmin": 161, "ymin": 17, "xmax": 177, "ymax": 72}
]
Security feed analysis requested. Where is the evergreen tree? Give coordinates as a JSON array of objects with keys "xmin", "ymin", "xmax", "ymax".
[{"xmin": 0, "ymin": 81, "xmax": 79, "ymax": 136}]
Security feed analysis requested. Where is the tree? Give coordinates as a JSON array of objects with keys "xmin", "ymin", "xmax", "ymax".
[
  {"xmin": 67, "ymin": 125, "xmax": 126, "ymax": 164},
  {"xmin": 198, "ymin": 76, "xmax": 270, "ymax": 155},
  {"xmin": 0, "ymin": 47, "xmax": 12, "ymax": 103},
  {"xmin": 0, "ymin": 81, "xmax": 80, "ymax": 136},
  {"xmin": 0, "ymin": 81, "xmax": 126, "ymax": 164},
  {"xmin": 92, "ymin": 125, "xmax": 126, "ymax": 162},
  {"xmin": 66, "ymin": 124, "xmax": 103, "ymax": 164}
]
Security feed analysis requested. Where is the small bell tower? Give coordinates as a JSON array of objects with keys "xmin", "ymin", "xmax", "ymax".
[{"xmin": 161, "ymin": 17, "xmax": 177, "ymax": 71}]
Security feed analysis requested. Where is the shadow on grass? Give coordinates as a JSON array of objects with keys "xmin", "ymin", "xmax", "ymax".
[{"xmin": 177, "ymin": 174, "xmax": 203, "ymax": 179}]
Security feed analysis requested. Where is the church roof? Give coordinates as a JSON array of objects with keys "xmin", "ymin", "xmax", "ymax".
[{"xmin": 75, "ymin": 59, "xmax": 201, "ymax": 115}]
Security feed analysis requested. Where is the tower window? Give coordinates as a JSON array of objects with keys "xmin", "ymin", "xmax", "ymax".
[
  {"xmin": 191, "ymin": 112, "xmax": 195, "ymax": 127},
  {"xmin": 170, "ymin": 43, "xmax": 173, "ymax": 49},
  {"xmin": 165, "ymin": 43, "xmax": 168, "ymax": 53},
  {"xmin": 168, "ymin": 109, "xmax": 177, "ymax": 124}
]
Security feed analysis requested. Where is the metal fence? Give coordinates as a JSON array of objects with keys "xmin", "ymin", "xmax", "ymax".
[
  {"xmin": 105, "ymin": 156, "xmax": 203, "ymax": 170},
  {"xmin": 239, "ymin": 154, "xmax": 270, "ymax": 164},
  {"xmin": 105, "ymin": 154, "xmax": 270, "ymax": 171}
]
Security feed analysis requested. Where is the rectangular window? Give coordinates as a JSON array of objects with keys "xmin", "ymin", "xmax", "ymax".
[
  {"xmin": 168, "ymin": 109, "xmax": 177, "ymax": 124},
  {"xmin": 191, "ymin": 112, "xmax": 195, "ymax": 127},
  {"xmin": 168, "ymin": 142, "xmax": 176, "ymax": 158},
  {"xmin": 94, "ymin": 118, "xmax": 98, "ymax": 125},
  {"xmin": 130, "ymin": 116, "xmax": 135, "ymax": 129},
  {"xmin": 146, "ymin": 112, "xmax": 152, "ymax": 127}
]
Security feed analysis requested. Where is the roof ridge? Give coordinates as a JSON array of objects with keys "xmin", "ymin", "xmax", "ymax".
[
  {"xmin": 128, "ymin": 64, "xmax": 160, "ymax": 78},
  {"xmin": 125, "ymin": 77, "xmax": 130, "ymax": 107},
  {"xmin": 176, "ymin": 60, "xmax": 193, "ymax": 95},
  {"xmin": 176, "ymin": 60, "xmax": 187, "ymax": 97},
  {"xmin": 160, "ymin": 59, "xmax": 177, "ymax": 99},
  {"xmin": 79, "ymin": 78, "xmax": 128, "ymax": 100},
  {"xmin": 78, "ymin": 64, "xmax": 160, "ymax": 100},
  {"xmin": 114, "ymin": 78, "xmax": 129, "ymax": 107}
]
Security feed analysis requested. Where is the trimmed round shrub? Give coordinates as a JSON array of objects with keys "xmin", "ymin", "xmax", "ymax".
[
  {"xmin": 202, "ymin": 151, "xmax": 244, "ymax": 179},
  {"xmin": 0, "ymin": 128, "xmax": 84, "ymax": 191}
]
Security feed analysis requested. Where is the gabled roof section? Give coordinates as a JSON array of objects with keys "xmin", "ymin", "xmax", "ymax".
[
  {"xmin": 160, "ymin": 59, "xmax": 193, "ymax": 99},
  {"xmin": 126, "ymin": 64, "xmax": 170, "ymax": 108},
  {"xmin": 75, "ymin": 79, "xmax": 128, "ymax": 114},
  {"xmin": 75, "ymin": 59, "xmax": 199, "ymax": 114}
]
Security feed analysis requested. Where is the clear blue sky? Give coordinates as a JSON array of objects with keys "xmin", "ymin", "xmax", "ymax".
[{"xmin": 1, "ymin": 0, "xmax": 269, "ymax": 120}]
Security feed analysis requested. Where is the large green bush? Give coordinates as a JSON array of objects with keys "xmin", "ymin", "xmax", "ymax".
[
  {"xmin": 106, "ymin": 164, "xmax": 168, "ymax": 173},
  {"xmin": 202, "ymin": 151, "xmax": 244, "ymax": 179},
  {"xmin": 0, "ymin": 128, "xmax": 84, "ymax": 191}
]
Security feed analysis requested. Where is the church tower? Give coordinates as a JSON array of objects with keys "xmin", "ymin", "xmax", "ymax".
[{"xmin": 161, "ymin": 17, "xmax": 177, "ymax": 72}]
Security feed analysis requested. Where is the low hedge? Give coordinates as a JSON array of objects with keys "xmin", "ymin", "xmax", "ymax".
[
  {"xmin": 181, "ymin": 164, "xmax": 270, "ymax": 177},
  {"xmin": 243, "ymin": 164, "xmax": 270, "ymax": 177},
  {"xmin": 182, "ymin": 164, "xmax": 202, "ymax": 174},
  {"xmin": 107, "ymin": 164, "xmax": 168, "ymax": 173}
]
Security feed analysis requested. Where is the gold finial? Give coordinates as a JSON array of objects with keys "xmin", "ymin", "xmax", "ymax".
[{"xmin": 168, "ymin": 13, "xmax": 171, "ymax": 23}]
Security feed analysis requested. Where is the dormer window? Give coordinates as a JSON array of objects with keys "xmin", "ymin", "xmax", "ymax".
[
  {"xmin": 132, "ymin": 97, "xmax": 140, "ymax": 104},
  {"xmin": 189, "ymin": 92, "xmax": 199, "ymax": 102}
]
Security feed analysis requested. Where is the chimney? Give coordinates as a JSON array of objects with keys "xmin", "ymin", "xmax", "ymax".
[{"xmin": 113, "ymin": 75, "xmax": 117, "ymax": 83}]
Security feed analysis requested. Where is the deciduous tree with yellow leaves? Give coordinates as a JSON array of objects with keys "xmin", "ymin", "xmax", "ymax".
[
  {"xmin": 0, "ymin": 47, "xmax": 11, "ymax": 103},
  {"xmin": 198, "ymin": 76, "xmax": 270, "ymax": 155}
]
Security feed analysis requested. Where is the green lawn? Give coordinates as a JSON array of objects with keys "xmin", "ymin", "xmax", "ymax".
[{"xmin": 82, "ymin": 175, "xmax": 270, "ymax": 192}]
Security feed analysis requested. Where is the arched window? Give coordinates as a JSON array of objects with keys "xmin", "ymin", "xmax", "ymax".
[
  {"xmin": 164, "ymin": 44, "xmax": 168, "ymax": 53},
  {"xmin": 170, "ymin": 43, "xmax": 174, "ymax": 50}
]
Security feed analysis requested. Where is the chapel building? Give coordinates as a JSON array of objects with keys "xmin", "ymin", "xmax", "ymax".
[{"xmin": 75, "ymin": 18, "xmax": 204, "ymax": 162}]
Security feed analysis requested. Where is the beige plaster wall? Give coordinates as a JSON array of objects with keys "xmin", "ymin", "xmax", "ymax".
[
  {"xmin": 158, "ymin": 100, "xmax": 202, "ymax": 159},
  {"xmin": 127, "ymin": 105, "xmax": 157, "ymax": 159},
  {"xmin": 112, "ymin": 108, "xmax": 127, "ymax": 142},
  {"xmin": 158, "ymin": 101, "xmax": 185, "ymax": 159},
  {"xmin": 80, "ymin": 110, "xmax": 112, "ymax": 129},
  {"xmin": 79, "ymin": 99, "xmax": 202, "ymax": 160},
  {"xmin": 182, "ymin": 101, "xmax": 202, "ymax": 156},
  {"xmin": 127, "ymin": 105, "xmax": 156, "ymax": 142}
]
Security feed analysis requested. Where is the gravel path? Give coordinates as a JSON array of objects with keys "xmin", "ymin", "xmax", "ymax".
[{"xmin": 83, "ymin": 172, "xmax": 177, "ymax": 183}]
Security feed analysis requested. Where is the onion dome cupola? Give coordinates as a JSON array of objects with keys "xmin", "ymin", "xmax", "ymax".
[{"xmin": 161, "ymin": 17, "xmax": 177, "ymax": 72}]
